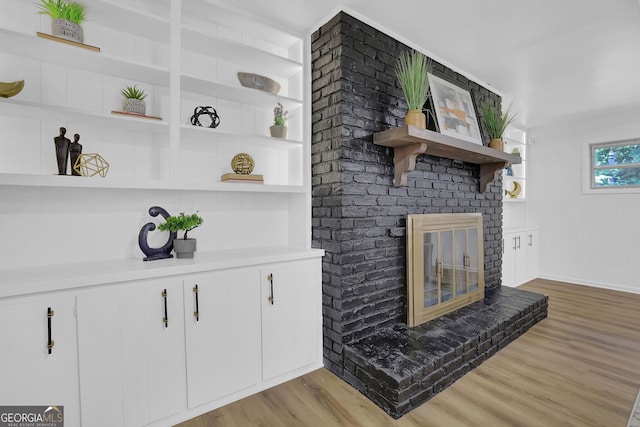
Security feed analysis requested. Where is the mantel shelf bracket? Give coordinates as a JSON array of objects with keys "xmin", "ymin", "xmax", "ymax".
[
  {"xmin": 479, "ymin": 162, "xmax": 508, "ymax": 193},
  {"xmin": 392, "ymin": 142, "xmax": 428, "ymax": 187}
]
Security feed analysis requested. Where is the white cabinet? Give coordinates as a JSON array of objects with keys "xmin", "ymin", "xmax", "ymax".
[
  {"xmin": 503, "ymin": 229, "xmax": 539, "ymax": 287},
  {"xmin": 77, "ymin": 278, "xmax": 186, "ymax": 427},
  {"xmin": 261, "ymin": 259, "xmax": 322, "ymax": 381},
  {"xmin": 0, "ymin": 292, "xmax": 80, "ymax": 427},
  {"xmin": 183, "ymin": 268, "xmax": 261, "ymax": 408}
]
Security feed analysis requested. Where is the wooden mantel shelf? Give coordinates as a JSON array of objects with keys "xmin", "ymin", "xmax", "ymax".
[{"xmin": 373, "ymin": 125, "xmax": 522, "ymax": 191}]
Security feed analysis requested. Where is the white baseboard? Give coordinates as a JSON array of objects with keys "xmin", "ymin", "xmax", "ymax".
[{"xmin": 536, "ymin": 274, "xmax": 640, "ymax": 295}]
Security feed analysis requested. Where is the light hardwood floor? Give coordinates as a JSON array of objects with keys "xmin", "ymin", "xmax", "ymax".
[{"xmin": 177, "ymin": 279, "xmax": 640, "ymax": 427}]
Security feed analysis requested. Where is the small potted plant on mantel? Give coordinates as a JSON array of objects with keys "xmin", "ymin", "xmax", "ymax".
[
  {"xmin": 395, "ymin": 49, "xmax": 431, "ymax": 129},
  {"xmin": 481, "ymin": 100, "xmax": 517, "ymax": 151},
  {"xmin": 269, "ymin": 102, "xmax": 289, "ymax": 139},
  {"xmin": 37, "ymin": 0, "xmax": 86, "ymax": 44},
  {"xmin": 158, "ymin": 212, "xmax": 204, "ymax": 259},
  {"xmin": 120, "ymin": 84, "xmax": 148, "ymax": 116}
]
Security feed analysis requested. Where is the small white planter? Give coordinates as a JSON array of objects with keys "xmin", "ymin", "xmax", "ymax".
[{"xmin": 123, "ymin": 98, "xmax": 146, "ymax": 115}]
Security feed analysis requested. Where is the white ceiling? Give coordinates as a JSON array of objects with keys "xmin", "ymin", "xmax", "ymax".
[{"xmin": 233, "ymin": 0, "xmax": 640, "ymax": 129}]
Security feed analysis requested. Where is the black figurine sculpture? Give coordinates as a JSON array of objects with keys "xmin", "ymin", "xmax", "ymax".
[
  {"xmin": 54, "ymin": 127, "xmax": 71, "ymax": 175},
  {"xmin": 69, "ymin": 133, "xmax": 83, "ymax": 176},
  {"xmin": 138, "ymin": 206, "xmax": 176, "ymax": 261}
]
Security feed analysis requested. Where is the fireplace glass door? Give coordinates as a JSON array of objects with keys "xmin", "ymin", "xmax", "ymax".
[{"xmin": 409, "ymin": 214, "xmax": 485, "ymax": 327}]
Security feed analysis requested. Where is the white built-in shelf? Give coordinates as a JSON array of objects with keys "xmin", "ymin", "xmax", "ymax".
[
  {"xmin": 181, "ymin": 74, "xmax": 302, "ymax": 110},
  {"xmin": 0, "ymin": 98, "xmax": 168, "ymax": 133},
  {"xmin": 0, "ymin": 246, "xmax": 324, "ymax": 298},
  {"xmin": 182, "ymin": 29, "xmax": 302, "ymax": 78},
  {"xmin": 183, "ymin": 0, "xmax": 302, "ymax": 51},
  {"xmin": 0, "ymin": 173, "xmax": 305, "ymax": 193},
  {"xmin": 180, "ymin": 125, "xmax": 303, "ymax": 149},
  {"xmin": 0, "ymin": 29, "xmax": 170, "ymax": 86},
  {"xmin": 87, "ymin": 1, "xmax": 171, "ymax": 42}
]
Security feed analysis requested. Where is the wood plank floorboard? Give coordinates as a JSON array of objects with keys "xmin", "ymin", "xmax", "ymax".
[{"xmin": 176, "ymin": 279, "xmax": 640, "ymax": 426}]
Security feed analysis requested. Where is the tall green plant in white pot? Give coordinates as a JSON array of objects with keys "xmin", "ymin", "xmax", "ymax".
[
  {"xmin": 481, "ymin": 100, "xmax": 517, "ymax": 151},
  {"xmin": 395, "ymin": 50, "xmax": 431, "ymax": 129},
  {"xmin": 37, "ymin": 0, "xmax": 86, "ymax": 44}
]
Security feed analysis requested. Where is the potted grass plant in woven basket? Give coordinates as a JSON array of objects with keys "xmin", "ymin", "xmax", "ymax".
[
  {"xmin": 481, "ymin": 100, "xmax": 517, "ymax": 151},
  {"xmin": 37, "ymin": 0, "xmax": 86, "ymax": 44},
  {"xmin": 395, "ymin": 49, "xmax": 431, "ymax": 129}
]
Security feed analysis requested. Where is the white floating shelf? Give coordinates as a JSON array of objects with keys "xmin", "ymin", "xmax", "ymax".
[
  {"xmin": 0, "ymin": 29, "xmax": 170, "ymax": 86},
  {"xmin": 88, "ymin": 1, "xmax": 171, "ymax": 42},
  {"xmin": 0, "ymin": 173, "xmax": 305, "ymax": 193},
  {"xmin": 0, "ymin": 98, "xmax": 168, "ymax": 133},
  {"xmin": 181, "ymin": 74, "xmax": 302, "ymax": 110},
  {"xmin": 182, "ymin": 29, "xmax": 302, "ymax": 78},
  {"xmin": 180, "ymin": 125, "xmax": 303, "ymax": 149}
]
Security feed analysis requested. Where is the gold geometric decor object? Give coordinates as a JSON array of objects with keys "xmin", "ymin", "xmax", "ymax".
[
  {"xmin": 222, "ymin": 152, "xmax": 263, "ymax": 183},
  {"xmin": 73, "ymin": 153, "xmax": 110, "ymax": 177},
  {"xmin": 230, "ymin": 152, "xmax": 255, "ymax": 175}
]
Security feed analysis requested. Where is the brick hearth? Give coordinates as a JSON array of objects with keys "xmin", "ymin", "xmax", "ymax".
[{"xmin": 343, "ymin": 286, "xmax": 548, "ymax": 418}]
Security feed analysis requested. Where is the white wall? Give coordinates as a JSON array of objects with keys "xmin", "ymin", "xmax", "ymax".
[{"xmin": 528, "ymin": 106, "xmax": 640, "ymax": 293}]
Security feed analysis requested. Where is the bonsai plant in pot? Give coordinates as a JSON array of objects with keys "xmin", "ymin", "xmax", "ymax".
[
  {"xmin": 157, "ymin": 212, "xmax": 203, "ymax": 259},
  {"xmin": 120, "ymin": 84, "xmax": 147, "ymax": 115},
  {"xmin": 269, "ymin": 102, "xmax": 288, "ymax": 138},
  {"xmin": 481, "ymin": 100, "xmax": 517, "ymax": 151},
  {"xmin": 37, "ymin": 0, "xmax": 86, "ymax": 44},
  {"xmin": 395, "ymin": 49, "xmax": 431, "ymax": 129}
]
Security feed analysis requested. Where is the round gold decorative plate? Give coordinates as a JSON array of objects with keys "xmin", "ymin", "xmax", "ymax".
[{"xmin": 231, "ymin": 153, "xmax": 255, "ymax": 175}]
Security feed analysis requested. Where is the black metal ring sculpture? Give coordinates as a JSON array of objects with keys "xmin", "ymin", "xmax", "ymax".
[{"xmin": 190, "ymin": 106, "xmax": 220, "ymax": 128}]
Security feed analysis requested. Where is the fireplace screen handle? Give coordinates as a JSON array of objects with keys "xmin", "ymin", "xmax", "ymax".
[{"xmin": 267, "ymin": 273, "xmax": 274, "ymax": 305}]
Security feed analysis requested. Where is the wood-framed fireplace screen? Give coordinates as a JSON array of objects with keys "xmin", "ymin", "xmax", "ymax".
[{"xmin": 407, "ymin": 213, "xmax": 485, "ymax": 327}]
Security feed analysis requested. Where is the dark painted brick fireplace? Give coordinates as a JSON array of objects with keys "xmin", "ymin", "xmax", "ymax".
[{"xmin": 311, "ymin": 12, "xmax": 547, "ymax": 418}]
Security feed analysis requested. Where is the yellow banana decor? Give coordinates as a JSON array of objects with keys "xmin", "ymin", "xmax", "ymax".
[{"xmin": 505, "ymin": 181, "xmax": 521, "ymax": 198}]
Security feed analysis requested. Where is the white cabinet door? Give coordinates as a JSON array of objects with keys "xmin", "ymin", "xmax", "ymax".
[
  {"xmin": 261, "ymin": 259, "xmax": 321, "ymax": 381},
  {"xmin": 514, "ymin": 233, "xmax": 529, "ymax": 284},
  {"xmin": 183, "ymin": 268, "xmax": 261, "ymax": 408},
  {"xmin": 502, "ymin": 232, "xmax": 518, "ymax": 287},
  {"xmin": 525, "ymin": 230, "xmax": 539, "ymax": 282},
  {"xmin": 144, "ymin": 279, "xmax": 187, "ymax": 423},
  {"xmin": 0, "ymin": 293, "xmax": 80, "ymax": 427},
  {"xmin": 77, "ymin": 289, "xmax": 126, "ymax": 427},
  {"xmin": 77, "ymin": 278, "xmax": 186, "ymax": 427}
]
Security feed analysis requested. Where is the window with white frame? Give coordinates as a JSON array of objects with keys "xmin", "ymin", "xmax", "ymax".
[{"xmin": 590, "ymin": 140, "xmax": 640, "ymax": 189}]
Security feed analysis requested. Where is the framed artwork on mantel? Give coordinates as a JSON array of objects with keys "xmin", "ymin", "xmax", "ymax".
[{"xmin": 428, "ymin": 73, "xmax": 482, "ymax": 145}]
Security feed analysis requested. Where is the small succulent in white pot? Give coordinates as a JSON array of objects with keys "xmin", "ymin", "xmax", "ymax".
[{"xmin": 120, "ymin": 84, "xmax": 147, "ymax": 115}]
